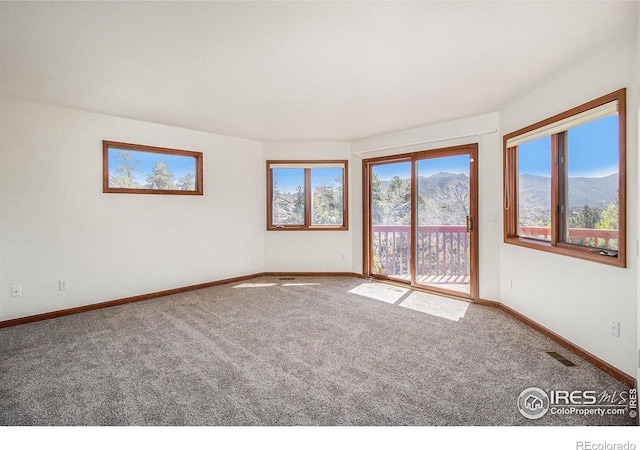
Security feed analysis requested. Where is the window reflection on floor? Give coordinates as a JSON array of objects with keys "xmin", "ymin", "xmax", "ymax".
[
  {"xmin": 349, "ymin": 282, "xmax": 468, "ymax": 322},
  {"xmin": 348, "ymin": 282, "xmax": 409, "ymax": 304},
  {"xmin": 233, "ymin": 283, "xmax": 278, "ymax": 288}
]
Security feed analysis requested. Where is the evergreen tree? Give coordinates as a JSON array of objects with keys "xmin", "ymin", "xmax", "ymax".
[
  {"xmin": 312, "ymin": 178, "xmax": 342, "ymax": 225},
  {"xmin": 177, "ymin": 173, "xmax": 196, "ymax": 191},
  {"xmin": 146, "ymin": 162, "xmax": 176, "ymax": 190},
  {"xmin": 570, "ymin": 205, "xmax": 601, "ymax": 229},
  {"xmin": 109, "ymin": 151, "xmax": 142, "ymax": 188},
  {"xmin": 385, "ymin": 176, "xmax": 412, "ymax": 225},
  {"xmin": 292, "ymin": 185, "xmax": 305, "ymax": 222}
]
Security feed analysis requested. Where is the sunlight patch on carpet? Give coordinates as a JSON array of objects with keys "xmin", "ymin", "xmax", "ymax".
[
  {"xmin": 348, "ymin": 282, "xmax": 408, "ymax": 304},
  {"xmin": 399, "ymin": 291, "xmax": 469, "ymax": 321},
  {"xmin": 233, "ymin": 283, "xmax": 278, "ymax": 288}
]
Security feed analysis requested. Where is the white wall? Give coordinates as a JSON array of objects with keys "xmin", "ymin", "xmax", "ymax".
[
  {"xmin": 263, "ymin": 141, "xmax": 354, "ymax": 272},
  {"xmin": 499, "ymin": 36, "xmax": 638, "ymax": 377},
  {"xmin": 0, "ymin": 98, "xmax": 265, "ymax": 321},
  {"xmin": 351, "ymin": 112, "xmax": 503, "ymax": 300}
]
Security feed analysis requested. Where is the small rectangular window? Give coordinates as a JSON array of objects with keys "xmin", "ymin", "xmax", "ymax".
[
  {"xmin": 267, "ymin": 161, "xmax": 348, "ymax": 231},
  {"xmin": 103, "ymin": 141, "xmax": 203, "ymax": 195},
  {"xmin": 504, "ymin": 89, "xmax": 626, "ymax": 267}
]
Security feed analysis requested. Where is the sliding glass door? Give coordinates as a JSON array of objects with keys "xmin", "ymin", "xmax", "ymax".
[{"xmin": 364, "ymin": 145, "xmax": 478, "ymax": 300}]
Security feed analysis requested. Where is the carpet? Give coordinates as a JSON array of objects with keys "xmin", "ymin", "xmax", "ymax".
[{"xmin": 0, "ymin": 276, "xmax": 634, "ymax": 426}]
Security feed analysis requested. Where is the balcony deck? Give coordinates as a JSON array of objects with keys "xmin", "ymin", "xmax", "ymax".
[
  {"xmin": 371, "ymin": 224, "xmax": 616, "ymax": 295},
  {"xmin": 372, "ymin": 225, "xmax": 471, "ymax": 295}
]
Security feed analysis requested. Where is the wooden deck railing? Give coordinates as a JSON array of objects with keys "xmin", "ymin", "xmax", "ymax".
[
  {"xmin": 371, "ymin": 225, "xmax": 469, "ymax": 279},
  {"xmin": 519, "ymin": 227, "xmax": 618, "ymax": 249},
  {"xmin": 372, "ymin": 225, "xmax": 618, "ymax": 280}
]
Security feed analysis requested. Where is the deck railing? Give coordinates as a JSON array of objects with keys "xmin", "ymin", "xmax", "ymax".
[
  {"xmin": 371, "ymin": 225, "xmax": 469, "ymax": 279},
  {"xmin": 519, "ymin": 227, "xmax": 618, "ymax": 249},
  {"xmin": 372, "ymin": 225, "xmax": 618, "ymax": 280}
]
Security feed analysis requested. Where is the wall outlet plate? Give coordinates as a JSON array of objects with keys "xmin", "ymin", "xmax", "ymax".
[{"xmin": 609, "ymin": 320, "xmax": 620, "ymax": 338}]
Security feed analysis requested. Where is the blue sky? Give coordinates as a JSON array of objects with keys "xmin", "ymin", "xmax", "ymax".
[
  {"xmin": 273, "ymin": 168, "xmax": 304, "ymax": 194},
  {"xmin": 518, "ymin": 115, "xmax": 618, "ymax": 178},
  {"xmin": 273, "ymin": 167, "xmax": 343, "ymax": 194},
  {"xmin": 372, "ymin": 155, "xmax": 470, "ymax": 181},
  {"xmin": 109, "ymin": 148, "xmax": 196, "ymax": 183}
]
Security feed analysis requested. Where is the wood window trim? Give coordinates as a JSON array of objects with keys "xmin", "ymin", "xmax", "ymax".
[
  {"xmin": 103, "ymin": 141, "xmax": 204, "ymax": 195},
  {"xmin": 503, "ymin": 89, "xmax": 626, "ymax": 268},
  {"xmin": 266, "ymin": 160, "xmax": 349, "ymax": 231}
]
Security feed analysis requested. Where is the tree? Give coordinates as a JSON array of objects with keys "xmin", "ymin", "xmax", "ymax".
[
  {"xmin": 596, "ymin": 195, "xmax": 619, "ymax": 230},
  {"xmin": 272, "ymin": 181, "xmax": 305, "ymax": 225},
  {"xmin": 384, "ymin": 176, "xmax": 412, "ymax": 225},
  {"xmin": 424, "ymin": 178, "xmax": 469, "ymax": 225},
  {"xmin": 371, "ymin": 173, "xmax": 384, "ymax": 225},
  {"xmin": 312, "ymin": 177, "xmax": 343, "ymax": 225},
  {"xmin": 177, "ymin": 173, "xmax": 196, "ymax": 191},
  {"xmin": 570, "ymin": 205, "xmax": 601, "ymax": 229},
  {"xmin": 109, "ymin": 151, "xmax": 142, "ymax": 188},
  {"xmin": 146, "ymin": 162, "xmax": 175, "ymax": 190}
]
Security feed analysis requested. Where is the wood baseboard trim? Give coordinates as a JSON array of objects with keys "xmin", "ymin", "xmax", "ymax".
[
  {"xmin": 476, "ymin": 298, "xmax": 501, "ymax": 308},
  {"xmin": 479, "ymin": 298, "xmax": 635, "ymax": 388},
  {"xmin": 263, "ymin": 271, "xmax": 364, "ymax": 278},
  {"xmin": 0, "ymin": 272, "xmax": 264, "ymax": 329},
  {"xmin": 0, "ymin": 272, "xmax": 365, "ymax": 329}
]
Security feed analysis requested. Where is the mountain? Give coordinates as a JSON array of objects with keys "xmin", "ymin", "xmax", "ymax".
[
  {"xmin": 519, "ymin": 173, "xmax": 618, "ymax": 210},
  {"xmin": 379, "ymin": 172, "xmax": 469, "ymax": 193},
  {"xmin": 567, "ymin": 173, "xmax": 618, "ymax": 209},
  {"xmin": 378, "ymin": 171, "xmax": 618, "ymax": 211}
]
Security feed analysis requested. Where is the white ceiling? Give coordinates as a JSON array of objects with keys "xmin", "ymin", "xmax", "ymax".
[{"xmin": 0, "ymin": 1, "xmax": 637, "ymax": 142}]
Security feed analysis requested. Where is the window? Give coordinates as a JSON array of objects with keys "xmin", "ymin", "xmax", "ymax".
[
  {"xmin": 267, "ymin": 160, "xmax": 348, "ymax": 230},
  {"xmin": 103, "ymin": 141, "xmax": 203, "ymax": 195},
  {"xmin": 503, "ymin": 89, "xmax": 626, "ymax": 267}
]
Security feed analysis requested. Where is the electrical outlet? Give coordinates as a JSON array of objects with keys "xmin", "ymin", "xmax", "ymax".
[
  {"xmin": 11, "ymin": 285, "xmax": 21, "ymax": 297},
  {"xmin": 507, "ymin": 278, "xmax": 513, "ymax": 289},
  {"xmin": 59, "ymin": 279, "xmax": 69, "ymax": 291},
  {"xmin": 609, "ymin": 320, "xmax": 620, "ymax": 338}
]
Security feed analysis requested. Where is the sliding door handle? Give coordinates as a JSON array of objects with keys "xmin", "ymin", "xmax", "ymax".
[{"xmin": 466, "ymin": 216, "xmax": 473, "ymax": 232}]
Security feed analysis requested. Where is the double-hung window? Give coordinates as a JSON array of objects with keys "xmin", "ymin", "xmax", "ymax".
[
  {"xmin": 266, "ymin": 160, "xmax": 348, "ymax": 230},
  {"xmin": 503, "ymin": 89, "xmax": 626, "ymax": 267}
]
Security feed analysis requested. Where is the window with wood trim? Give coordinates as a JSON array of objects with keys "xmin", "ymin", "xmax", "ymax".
[
  {"xmin": 503, "ymin": 89, "xmax": 626, "ymax": 267},
  {"xmin": 103, "ymin": 141, "xmax": 203, "ymax": 195},
  {"xmin": 266, "ymin": 160, "xmax": 348, "ymax": 230}
]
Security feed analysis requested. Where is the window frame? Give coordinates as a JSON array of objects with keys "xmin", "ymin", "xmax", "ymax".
[
  {"xmin": 503, "ymin": 89, "xmax": 626, "ymax": 267},
  {"xmin": 103, "ymin": 141, "xmax": 204, "ymax": 195},
  {"xmin": 266, "ymin": 160, "xmax": 349, "ymax": 231}
]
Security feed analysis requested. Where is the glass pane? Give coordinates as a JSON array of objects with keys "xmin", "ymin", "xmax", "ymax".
[
  {"xmin": 371, "ymin": 162, "xmax": 412, "ymax": 279},
  {"xmin": 416, "ymin": 155, "xmax": 470, "ymax": 295},
  {"xmin": 565, "ymin": 114, "xmax": 619, "ymax": 250},
  {"xmin": 311, "ymin": 167, "xmax": 344, "ymax": 226},
  {"xmin": 107, "ymin": 148, "xmax": 198, "ymax": 191},
  {"xmin": 518, "ymin": 135, "xmax": 551, "ymax": 240},
  {"xmin": 272, "ymin": 168, "xmax": 305, "ymax": 225}
]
